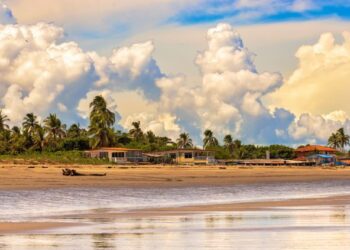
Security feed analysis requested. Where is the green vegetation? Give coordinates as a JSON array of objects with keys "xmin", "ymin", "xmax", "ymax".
[
  {"xmin": 0, "ymin": 151, "xmax": 109, "ymax": 164},
  {"xmin": 0, "ymin": 95, "xmax": 309, "ymax": 162},
  {"xmin": 328, "ymin": 128, "xmax": 350, "ymax": 152},
  {"xmin": 176, "ymin": 133, "xmax": 193, "ymax": 149}
]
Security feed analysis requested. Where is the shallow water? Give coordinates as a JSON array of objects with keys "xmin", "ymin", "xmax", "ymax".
[
  {"xmin": 2, "ymin": 180, "xmax": 350, "ymax": 221},
  {"xmin": 1, "ymin": 180, "xmax": 350, "ymax": 249}
]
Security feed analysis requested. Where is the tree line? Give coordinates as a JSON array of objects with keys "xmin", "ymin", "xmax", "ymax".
[{"xmin": 0, "ymin": 95, "xmax": 296, "ymax": 159}]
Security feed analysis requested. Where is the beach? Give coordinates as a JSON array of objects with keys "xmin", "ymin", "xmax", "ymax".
[
  {"xmin": 2, "ymin": 164, "xmax": 350, "ymax": 249},
  {"xmin": 1, "ymin": 164, "xmax": 350, "ymax": 190}
]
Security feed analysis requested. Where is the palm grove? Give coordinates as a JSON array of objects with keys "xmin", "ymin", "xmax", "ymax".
[{"xmin": 0, "ymin": 95, "xmax": 325, "ymax": 160}]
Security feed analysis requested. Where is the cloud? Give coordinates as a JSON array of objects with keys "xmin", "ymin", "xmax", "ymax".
[
  {"xmin": 266, "ymin": 31, "xmax": 350, "ymax": 117},
  {"xmin": 89, "ymin": 41, "xmax": 163, "ymax": 99},
  {"xmin": 151, "ymin": 23, "xmax": 285, "ymax": 143},
  {"xmin": 0, "ymin": 20, "xmax": 164, "ymax": 126},
  {"xmin": 288, "ymin": 112, "xmax": 350, "ymax": 143},
  {"xmin": 0, "ymin": 22, "xmax": 96, "ymax": 123},
  {"xmin": 77, "ymin": 23, "xmax": 285, "ymax": 143},
  {"xmin": 0, "ymin": 11, "xmax": 348, "ymax": 146}
]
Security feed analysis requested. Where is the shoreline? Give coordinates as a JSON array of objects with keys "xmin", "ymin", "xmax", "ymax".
[{"xmin": 1, "ymin": 165, "xmax": 350, "ymax": 190}]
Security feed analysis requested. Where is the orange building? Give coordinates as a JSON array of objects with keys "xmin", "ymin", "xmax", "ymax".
[{"xmin": 295, "ymin": 145, "xmax": 338, "ymax": 165}]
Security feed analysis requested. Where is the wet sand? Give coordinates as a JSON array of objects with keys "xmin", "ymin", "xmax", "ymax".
[
  {"xmin": 56, "ymin": 194, "xmax": 350, "ymax": 220},
  {"xmin": 1, "ymin": 164, "xmax": 350, "ymax": 190},
  {"xmin": 3, "ymin": 194, "xmax": 350, "ymax": 234},
  {"xmin": 0, "ymin": 222, "xmax": 78, "ymax": 234}
]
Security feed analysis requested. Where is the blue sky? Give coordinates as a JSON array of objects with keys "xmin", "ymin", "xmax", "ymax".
[
  {"xmin": 1, "ymin": 0, "xmax": 350, "ymax": 146},
  {"xmin": 172, "ymin": 0, "xmax": 350, "ymax": 25}
]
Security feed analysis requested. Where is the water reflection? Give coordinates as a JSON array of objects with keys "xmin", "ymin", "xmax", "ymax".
[
  {"xmin": 2, "ymin": 206, "xmax": 350, "ymax": 249},
  {"xmin": 92, "ymin": 234, "xmax": 115, "ymax": 249}
]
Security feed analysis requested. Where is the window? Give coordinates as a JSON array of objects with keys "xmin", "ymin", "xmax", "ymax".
[
  {"xmin": 112, "ymin": 152, "xmax": 125, "ymax": 158},
  {"xmin": 99, "ymin": 152, "xmax": 108, "ymax": 159},
  {"xmin": 184, "ymin": 152, "xmax": 192, "ymax": 159}
]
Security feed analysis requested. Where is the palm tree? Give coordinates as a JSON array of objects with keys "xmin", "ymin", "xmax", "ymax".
[
  {"xmin": 203, "ymin": 129, "xmax": 219, "ymax": 149},
  {"xmin": 8, "ymin": 126, "xmax": 25, "ymax": 154},
  {"xmin": 22, "ymin": 113, "xmax": 40, "ymax": 138},
  {"xmin": 328, "ymin": 132, "xmax": 340, "ymax": 149},
  {"xmin": 89, "ymin": 96, "xmax": 115, "ymax": 127},
  {"xmin": 9, "ymin": 126, "xmax": 21, "ymax": 143},
  {"xmin": 129, "ymin": 121, "xmax": 143, "ymax": 141},
  {"xmin": 88, "ymin": 95, "xmax": 115, "ymax": 148},
  {"xmin": 176, "ymin": 133, "xmax": 193, "ymax": 149},
  {"xmin": 67, "ymin": 123, "xmax": 81, "ymax": 138},
  {"xmin": 336, "ymin": 128, "xmax": 350, "ymax": 152},
  {"xmin": 44, "ymin": 113, "xmax": 66, "ymax": 141},
  {"xmin": 233, "ymin": 139, "xmax": 243, "ymax": 159},
  {"xmin": 146, "ymin": 130, "xmax": 156, "ymax": 144},
  {"xmin": 33, "ymin": 126, "xmax": 45, "ymax": 151},
  {"xmin": 0, "ymin": 110, "xmax": 9, "ymax": 132},
  {"xmin": 224, "ymin": 134, "xmax": 234, "ymax": 157}
]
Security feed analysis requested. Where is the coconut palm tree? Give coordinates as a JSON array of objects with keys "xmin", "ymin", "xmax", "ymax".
[
  {"xmin": 176, "ymin": 133, "xmax": 193, "ymax": 149},
  {"xmin": 203, "ymin": 129, "xmax": 219, "ymax": 149},
  {"xmin": 146, "ymin": 130, "xmax": 156, "ymax": 144},
  {"xmin": 0, "ymin": 110, "xmax": 9, "ymax": 132},
  {"xmin": 233, "ymin": 139, "xmax": 243, "ymax": 159},
  {"xmin": 88, "ymin": 95, "xmax": 115, "ymax": 148},
  {"xmin": 328, "ymin": 132, "xmax": 340, "ymax": 149},
  {"xmin": 224, "ymin": 134, "xmax": 234, "ymax": 157},
  {"xmin": 22, "ymin": 113, "xmax": 40, "ymax": 147},
  {"xmin": 22, "ymin": 113, "xmax": 40, "ymax": 138},
  {"xmin": 9, "ymin": 126, "xmax": 21, "ymax": 144},
  {"xmin": 89, "ymin": 95, "xmax": 115, "ymax": 127},
  {"xmin": 8, "ymin": 126, "xmax": 27, "ymax": 154},
  {"xmin": 336, "ymin": 128, "xmax": 350, "ymax": 152},
  {"xmin": 129, "ymin": 121, "xmax": 143, "ymax": 141},
  {"xmin": 33, "ymin": 126, "xmax": 46, "ymax": 152},
  {"xmin": 44, "ymin": 113, "xmax": 66, "ymax": 141},
  {"xmin": 67, "ymin": 123, "xmax": 81, "ymax": 138}
]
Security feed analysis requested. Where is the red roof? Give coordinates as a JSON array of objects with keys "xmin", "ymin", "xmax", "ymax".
[{"xmin": 295, "ymin": 145, "xmax": 337, "ymax": 153}]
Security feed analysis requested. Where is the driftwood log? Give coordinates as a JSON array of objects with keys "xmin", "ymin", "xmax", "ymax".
[{"xmin": 62, "ymin": 168, "xmax": 106, "ymax": 176}]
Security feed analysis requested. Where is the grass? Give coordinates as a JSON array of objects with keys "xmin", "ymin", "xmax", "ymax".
[{"xmin": 0, "ymin": 151, "xmax": 110, "ymax": 165}]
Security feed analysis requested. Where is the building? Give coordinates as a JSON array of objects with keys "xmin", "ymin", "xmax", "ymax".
[
  {"xmin": 153, "ymin": 149, "xmax": 216, "ymax": 165},
  {"xmin": 295, "ymin": 145, "xmax": 338, "ymax": 165},
  {"xmin": 85, "ymin": 147, "xmax": 144, "ymax": 163}
]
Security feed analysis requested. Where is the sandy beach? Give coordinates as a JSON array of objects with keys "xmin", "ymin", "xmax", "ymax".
[
  {"xmin": 1, "ymin": 164, "xmax": 350, "ymax": 190},
  {"xmin": 2, "ymin": 164, "xmax": 350, "ymax": 235}
]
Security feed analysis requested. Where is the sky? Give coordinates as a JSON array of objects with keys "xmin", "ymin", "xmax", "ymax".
[{"xmin": 1, "ymin": 0, "xmax": 350, "ymax": 146}]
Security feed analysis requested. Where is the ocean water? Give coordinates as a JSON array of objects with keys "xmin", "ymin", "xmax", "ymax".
[{"xmin": 1, "ymin": 180, "xmax": 350, "ymax": 249}]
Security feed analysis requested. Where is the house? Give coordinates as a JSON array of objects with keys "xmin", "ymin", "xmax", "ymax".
[
  {"xmin": 85, "ymin": 147, "xmax": 144, "ymax": 163},
  {"xmin": 153, "ymin": 149, "xmax": 216, "ymax": 165},
  {"xmin": 295, "ymin": 145, "xmax": 338, "ymax": 165}
]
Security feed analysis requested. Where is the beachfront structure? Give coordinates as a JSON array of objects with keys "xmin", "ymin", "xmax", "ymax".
[
  {"xmin": 295, "ymin": 145, "xmax": 338, "ymax": 165},
  {"xmin": 85, "ymin": 147, "xmax": 144, "ymax": 163},
  {"xmin": 153, "ymin": 149, "xmax": 216, "ymax": 165}
]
